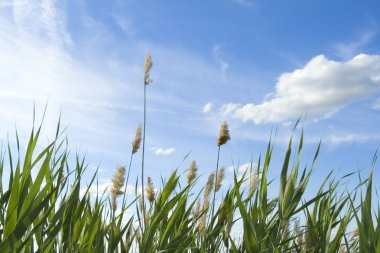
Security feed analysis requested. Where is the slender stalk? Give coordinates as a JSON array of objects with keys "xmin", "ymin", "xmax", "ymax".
[
  {"xmin": 141, "ymin": 83, "xmax": 147, "ymax": 227},
  {"xmin": 211, "ymin": 145, "xmax": 221, "ymax": 218},
  {"xmin": 121, "ymin": 152, "xmax": 133, "ymax": 208}
]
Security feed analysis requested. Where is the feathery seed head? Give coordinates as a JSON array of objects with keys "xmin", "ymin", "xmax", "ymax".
[
  {"xmin": 146, "ymin": 176, "xmax": 155, "ymax": 203},
  {"xmin": 304, "ymin": 229, "xmax": 312, "ymax": 250},
  {"xmin": 193, "ymin": 198, "xmax": 201, "ymax": 217},
  {"xmin": 353, "ymin": 227, "xmax": 359, "ymax": 237},
  {"xmin": 249, "ymin": 170, "xmax": 258, "ymax": 196},
  {"xmin": 132, "ymin": 124, "xmax": 142, "ymax": 154},
  {"xmin": 217, "ymin": 121, "xmax": 230, "ymax": 146},
  {"xmin": 215, "ymin": 166, "xmax": 225, "ymax": 192},
  {"xmin": 204, "ymin": 172, "xmax": 215, "ymax": 199},
  {"xmin": 144, "ymin": 52, "xmax": 153, "ymax": 85},
  {"xmin": 187, "ymin": 160, "xmax": 198, "ymax": 184},
  {"xmin": 111, "ymin": 165, "xmax": 126, "ymax": 212}
]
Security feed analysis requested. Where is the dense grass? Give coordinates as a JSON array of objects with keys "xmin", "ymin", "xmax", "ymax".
[
  {"xmin": 0, "ymin": 54, "xmax": 379, "ymax": 252},
  {"xmin": 0, "ymin": 116, "xmax": 378, "ymax": 252}
]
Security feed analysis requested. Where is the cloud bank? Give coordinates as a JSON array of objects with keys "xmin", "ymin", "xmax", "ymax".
[{"xmin": 218, "ymin": 54, "xmax": 380, "ymax": 124}]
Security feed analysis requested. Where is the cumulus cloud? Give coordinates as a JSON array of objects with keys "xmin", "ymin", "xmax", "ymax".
[
  {"xmin": 150, "ymin": 147, "xmax": 176, "ymax": 156},
  {"xmin": 202, "ymin": 102, "xmax": 213, "ymax": 113},
  {"xmin": 219, "ymin": 54, "xmax": 380, "ymax": 124}
]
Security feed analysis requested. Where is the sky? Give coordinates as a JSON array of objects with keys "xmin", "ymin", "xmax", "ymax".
[{"xmin": 1, "ymin": 0, "xmax": 380, "ymax": 201}]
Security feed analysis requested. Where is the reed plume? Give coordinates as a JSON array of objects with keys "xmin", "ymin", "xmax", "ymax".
[
  {"xmin": 111, "ymin": 165, "xmax": 126, "ymax": 213},
  {"xmin": 132, "ymin": 124, "xmax": 142, "ymax": 154},
  {"xmin": 217, "ymin": 121, "xmax": 230, "ymax": 146},
  {"xmin": 249, "ymin": 169, "xmax": 258, "ymax": 196},
  {"xmin": 204, "ymin": 172, "xmax": 215, "ymax": 200},
  {"xmin": 144, "ymin": 52, "xmax": 153, "ymax": 85},
  {"xmin": 215, "ymin": 166, "xmax": 225, "ymax": 192},
  {"xmin": 146, "ymin": 176, "xmax": 155, "ymax": 203},
  {"xmin": 187, "ymin": 160, "xmax": 197, "ymax": 184}
]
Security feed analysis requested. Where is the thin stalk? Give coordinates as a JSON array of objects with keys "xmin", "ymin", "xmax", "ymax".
[
  {"xmin": 122, "ymin": 152, "xmax": 134, "ymax": 208},
  {"xmin": 141, "ymin": 83, "xmax": 147, "ymax": 227},
  {"xmin": 211, "ymin": 145, "xmax": 221, "ymax": 218}
]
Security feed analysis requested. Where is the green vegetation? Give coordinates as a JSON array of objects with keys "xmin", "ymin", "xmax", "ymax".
[{"xmin": 0, "ymin": 54, "xmax": 379, "ymax": 252}]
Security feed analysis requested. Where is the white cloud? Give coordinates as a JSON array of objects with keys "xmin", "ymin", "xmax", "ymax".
[
  {"xmin": 150, "ymin": 147, "xmax": 176, "ymax": 156},
  {"xmin": 228, "ymin": 162, "xmax": 257, "ymax": 179},
  {"xmin": 202, "ymin": 102, "xmax": 213, "ymax": 113},
  {"xmin": 219, "ymin": 54, "xmax": 380, "ymax": 124},
  {"xmin": 324, "ymin": 134, "xmax": 380, "ymax": 145}
]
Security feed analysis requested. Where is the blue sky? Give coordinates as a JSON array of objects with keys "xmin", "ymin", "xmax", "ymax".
[{"xmin": 1, "ymin": 0, "xmax": 380, "ymax": 199}]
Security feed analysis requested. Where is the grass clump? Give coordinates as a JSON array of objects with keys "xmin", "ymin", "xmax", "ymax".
[{"xmin": 0, "ymin": 53, "xmax": 379, "ymax": 252}]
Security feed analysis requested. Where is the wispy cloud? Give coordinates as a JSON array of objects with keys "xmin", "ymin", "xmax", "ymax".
[
  {"xmin": 218, "ymin": 54, "xmax": 380, "ymax": 124},
  {"xmin": 212, "ymin": 44, "xmax": 229, "ymax": 74},
  {"xmin": 149, "ymin": 147, "xmax": 176, "ymax": 156},
  {"xmin": 333, "ymin": 30, "xmax": 377, "ymax": 59}
]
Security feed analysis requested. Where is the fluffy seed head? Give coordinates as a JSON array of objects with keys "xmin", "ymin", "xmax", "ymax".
[
  {"xmin": 132, "ymin": 124, "xmax": 142, "ymax": 154},
  {"xmin": 187, "ymin": 160, "xmax": 198, "ymax": 184},
  {"xmin": 193, "ymin": 198, "xmax": 201, "ymax": 217},
  {"xmin": 204, "ymin": 172, "xmax": 215, "ymax": 199},
  {"xmin": 304, "ymin": 229, "xmax": 312, "ymax": 250},
  {"xmin": 215, "ymin": 166, "xmax": 225, "ymax": 192},
  {"xmin": 217, "ymin": 121, "xmax": 230, "ymax": 146},
  {"xmin": 249, "ymin": 170, "xmax": 258, "ymax": 196},
  {"xmin": 294, "ymin": 220, "xmax": 303, "ymax": 246},
  {"xmin": 111, "ymin": 165, "xmax": 126, "ymax": 212},
  {"xmin": 353, "ymin": 227, "xmax": 360, "ymax": 237},
  {"xmin": 144, "ymin": 52, "xmax": 153, "ymax": 85},
  {"xmin": 146, "ymin": 176, "xmax": 155, "ymax": 203}
]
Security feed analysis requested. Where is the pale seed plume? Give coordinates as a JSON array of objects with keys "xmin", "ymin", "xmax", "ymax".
[
  {"xmin": 193, "ymin": 198, "xmax": 201, "ymax": 218},
  {"xmin": 215, "ymin": 166, "xmax": 225, "ymax": 192},
  {"xmin": 217, "ymin": 121, "xmax": 231, "ymax": 146},
  {"xmin": 187, "ymin": 160, "xmax": 198, "ymax": 184},
  {"xmin": 353, "ymin": 227, "xmax": 359, "ymax": 237},
  {"xmin": 132, "ymin": 124, "xmax": 142, "ymax": 154},
  {"xmin": 110, "ymin": 165, "xmax": 126, "ymax": 212},
  {"xmin": 249, "ymin": 170, "xmax": 258, "ymax": 196},
  {"xmin": 204, "ymin": 172, "xmax": 215, "ymax": 199},
  {"xmin": 294, "ymin": 220, "xmax": 303, "ymax": 247},
  {"xmin": 304, "ymin": 229, "xmax": 312, "ymax": 250},
  {"xmin": 144, "ymin": 52, "xmax": 153, "ymax": 85},
  {"xmin": 146, "ymin": 176, "xmax": 155, "ymax": 203}
]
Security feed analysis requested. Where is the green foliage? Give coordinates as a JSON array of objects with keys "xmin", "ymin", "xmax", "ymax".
[{"xmin": 0, "ymin": 115, "xmax": 378, "ymax": 252}]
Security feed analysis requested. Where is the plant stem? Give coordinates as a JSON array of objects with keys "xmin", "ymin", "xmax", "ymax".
[
  {"xmin": 141, "ymin": 83, "xmax": 147, "ymax": 227},
  {"xmin": 211, "ymin": 145, "xmax": 221, "ymax": 218},
  {"xmin": 122, "ymin": 152, "xmax": 134, "ymax": 209}
]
